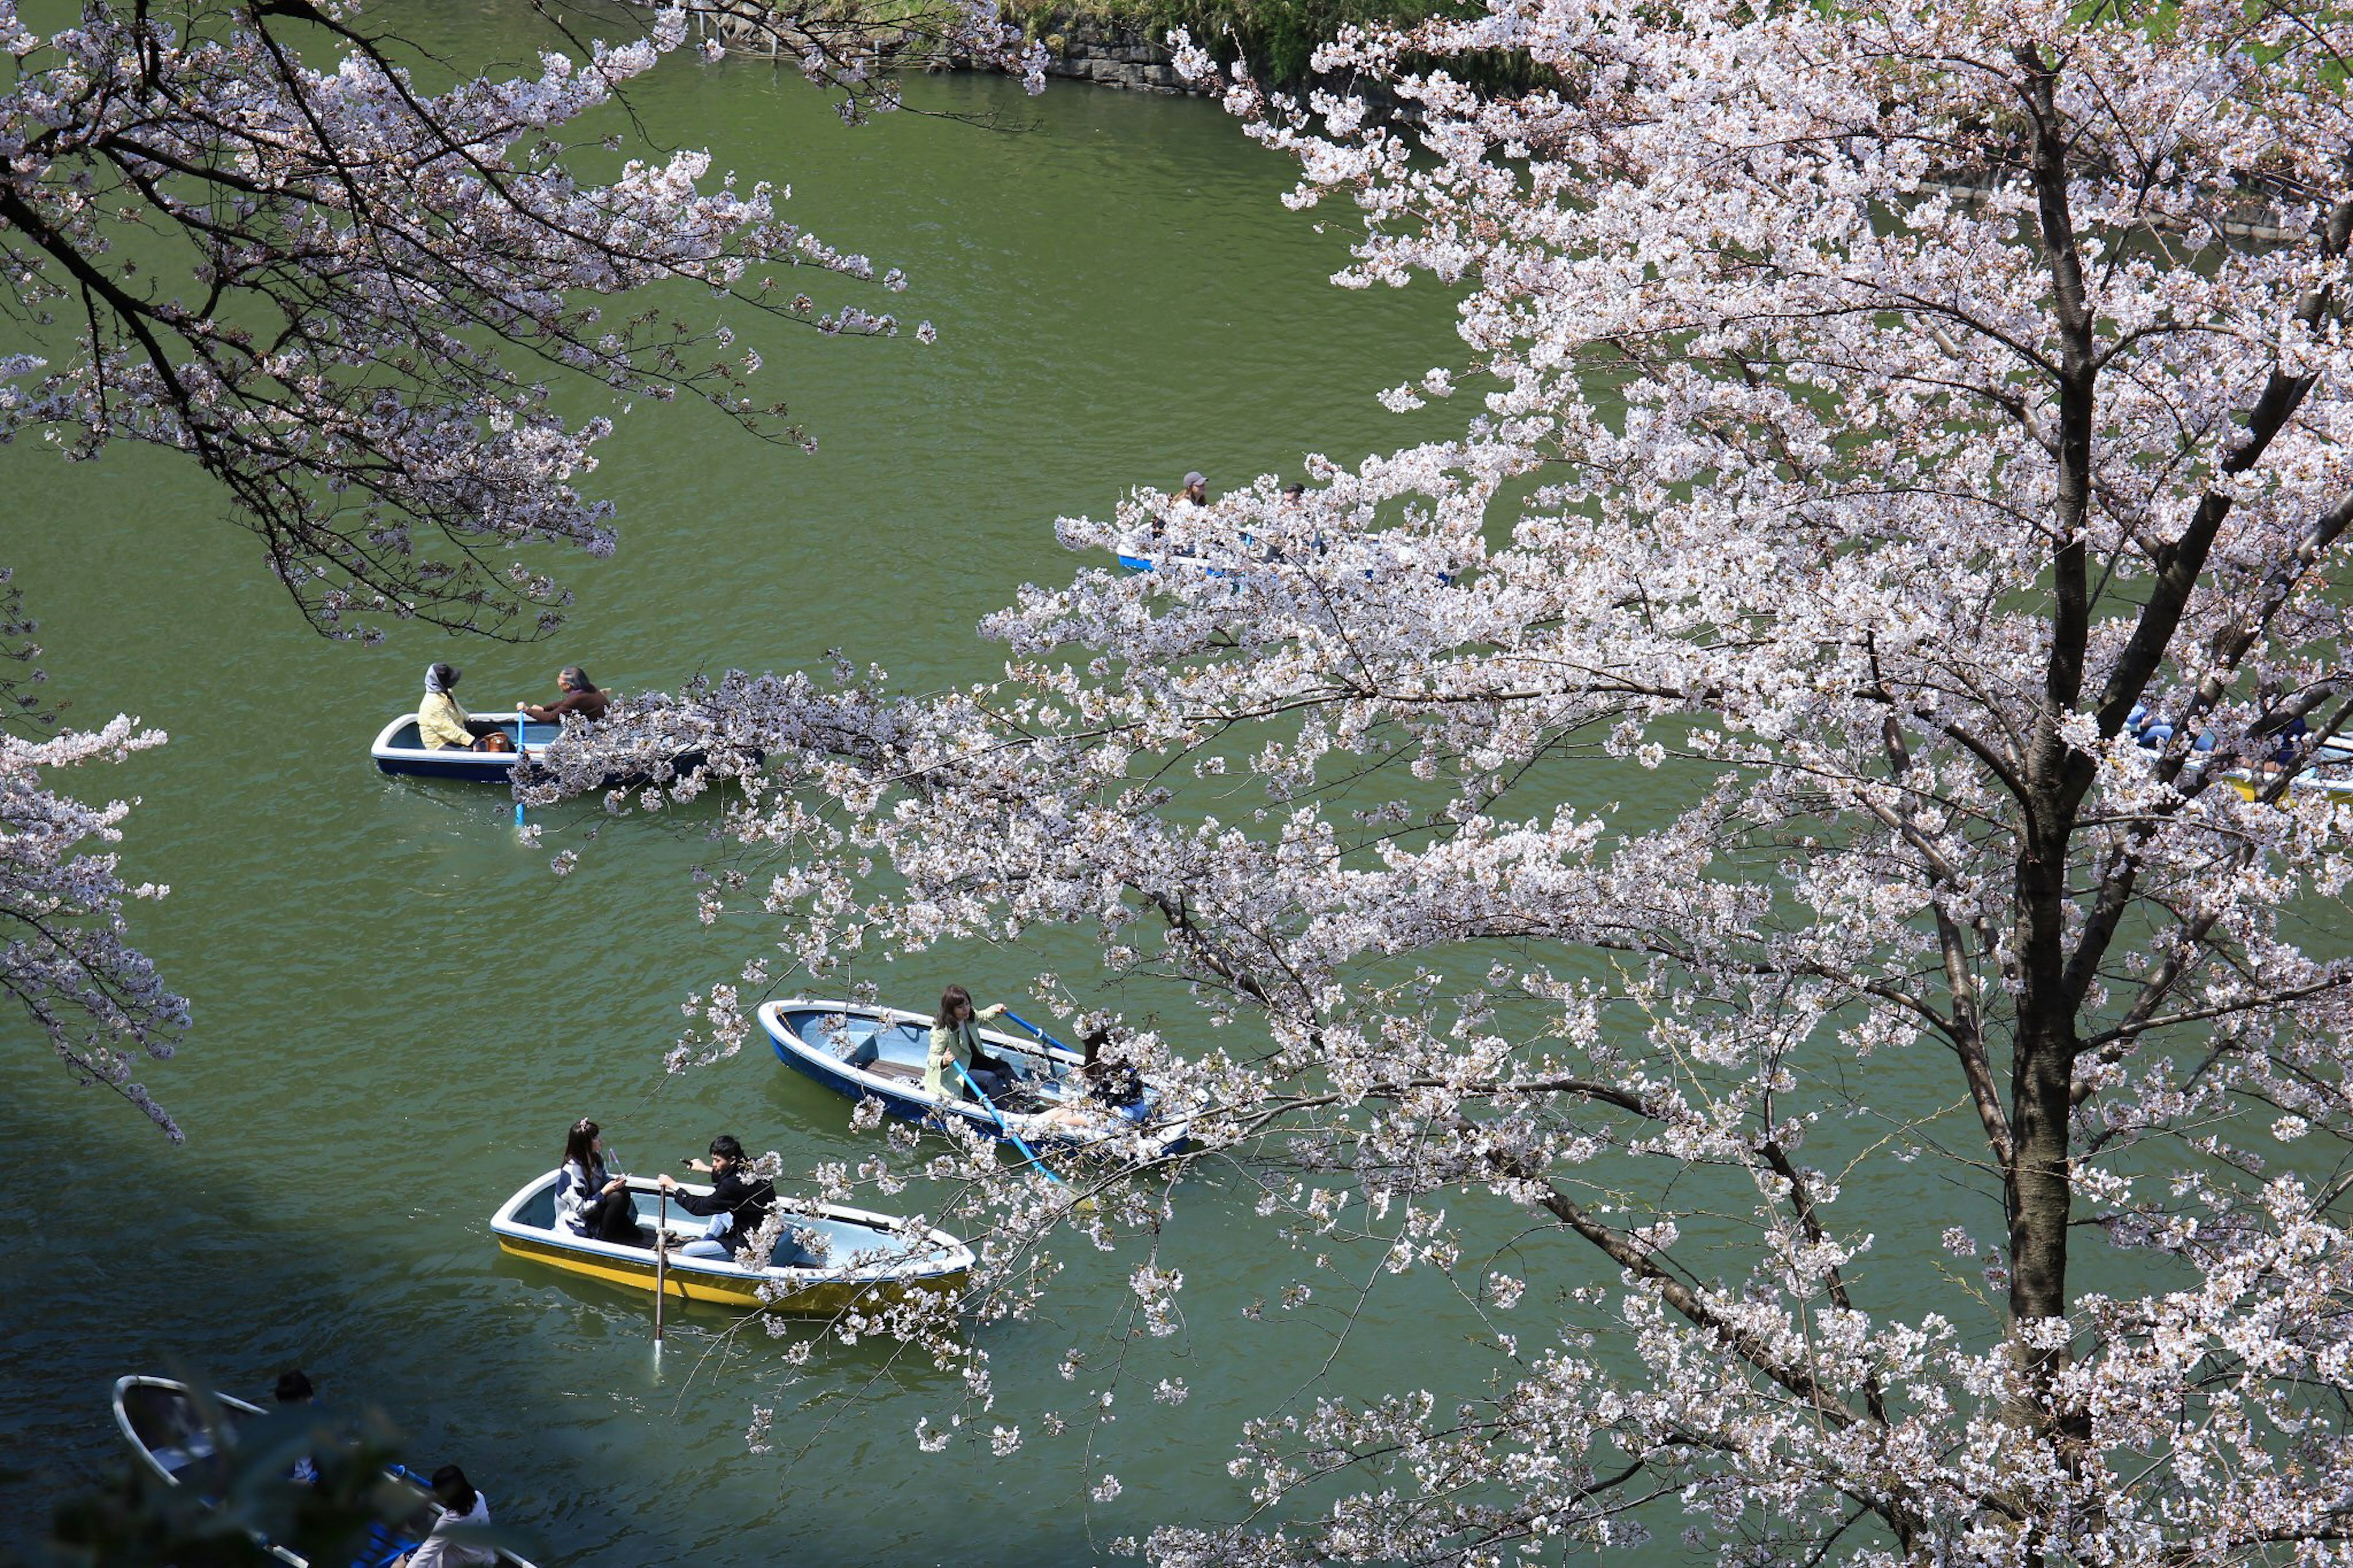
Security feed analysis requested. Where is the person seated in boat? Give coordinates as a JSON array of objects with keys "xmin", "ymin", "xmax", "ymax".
[
  {"xmin": 1167, "ymin": 471, "xmax": 1211, "ymax": 558},
  {"xmin": 925, "ymin": 985, "xmax": 1016, "ymax": 1104},
  {"xmin": 1034, "ymin": 1028, "xmax": 1148, "ymax": 1134},
  {"xmin": 1251, "ymin": 481, "xmax": 1306, "ymax": 564},
  {"xmin": 2259, "ymin": 714, "xmax": 2314, "ymax": 775},
  {"xmin": 1140, "ymin": 472, "xmax": 1210, "ymax": 558},
  {"xmin": 393, "ymin": 1464, "xmax": 498, "ymax": 1568},
  {"xmin": 672, "ymin": 1142, "xmax": 826, "ymax": 1267},
  {"xmin": 2124, "ymin": 702, "xmax": 2216, "ymax": 756},
  {"xmin": 555, "ymin": 1118, "xmax": 642, "ymax": 1245},
  {"xmin": 521, "ymin": 665, "xmax": 608, "ymax": 725},
  {"xmin": 273, "ymin": 1368, "xmax": 319, "ymax": 1484},
  {"xmin": 658, "ymin": 1135, "xmax": 797, "ymax": 1264},
  {"xmin": 417, "ymin": 662, "xmax": 514, "ymax": 753}
]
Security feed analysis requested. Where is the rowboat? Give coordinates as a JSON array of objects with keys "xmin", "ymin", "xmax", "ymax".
[
  {"xmin": 110, "ymin": 1374, "xmax": 539, "ymax": 1567},
  {"xmin": 1115, "ymin": 533, "xmax": 1450, "ymax": 584},
  {"xmin": 490, "ymin": 1170, "xmax": 974, "ymax": 1314},
  {"xmin": 1115, "ymin": 538, "xmax": 1251, "ymax": 574},
  {"xmin": 369, "ymin": 712, "xmax": 731, "ymax": 786},
  {"xmin": 2222, "ymin": 741, "xmax": 2353, "ymax": 806},
  {"xmin": 759, "ymin": 998, "xmax": 1194, "ymax": 1154},
  {"xmin": 369, "ymin": 711, "xmax": 561, "ymax": 781}
]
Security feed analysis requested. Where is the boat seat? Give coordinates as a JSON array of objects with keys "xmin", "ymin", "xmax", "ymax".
[
  {"xmin": 865, "ymin": 1059, "xmax": 923, "ymax": 1084},
  {"xmin": 865, "ymin": 1022, "xmax": 933, "ymax": 1067},
  {"xmin": 152, "ymin": 1432, "xmax": 218, "ymax": 1473}
]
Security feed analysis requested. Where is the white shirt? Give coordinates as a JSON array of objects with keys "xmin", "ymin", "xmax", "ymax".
[
  {"xmin": 554, "ymin": 1159, "xmax": 605, "ymax": 1236},
  {"xmin": 405, "ymin": 1488, "xmax": 498, "ymax": 1568}
]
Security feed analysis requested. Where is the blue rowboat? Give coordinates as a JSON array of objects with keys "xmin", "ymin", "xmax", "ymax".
[
  {"xmin": 1116, "ymin": 536, "xmax": 1451, "ymax": 584},
  {"xmin": 369, "ymin": 710, "xmax": 558, "ymax": 782},
  {"xmin": 760, "ymin": 998, "xmax": 1192, "ymax": 1155},
  {"xmin": 110, "ymin": 1375, "xmax": 541, "ymax": 1567},
  {"xmin": 369, "ymin": 711, "xmax": 735, "ymax": 787},
  {"xmin": 490, "ymin": 1170, "xmax": 973, "ymax": 1314}
]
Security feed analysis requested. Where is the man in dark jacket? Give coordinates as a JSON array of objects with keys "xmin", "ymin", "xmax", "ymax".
[
  {"xmin": 658, "ymin": 1135, "xmax": 775, "ymax": 1261},
  {"xmin": 521, "ymin": 665, "xmax": 608, "ymax": 724}
]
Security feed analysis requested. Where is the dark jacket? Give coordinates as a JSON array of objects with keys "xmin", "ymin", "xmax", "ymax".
[
  {"xmin": 671, "ymin": 1165, "xmax": 773, "ymax": 1238},
  {"xmin": 1082, "ymin": 1061, "xmax": 1145, "ymax": 1110},
  {"xmin": 527, "ymin": 687, "xmax": 608, "ymax": 723}
]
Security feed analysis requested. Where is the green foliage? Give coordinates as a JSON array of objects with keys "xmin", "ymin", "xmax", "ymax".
[{"xmin": 43, "ymin": 1399, "xmax": 507, "ymax": 1568}]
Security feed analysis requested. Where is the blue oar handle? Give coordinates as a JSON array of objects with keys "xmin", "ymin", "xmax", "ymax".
[
  {"xmin": 1001, "ymin": 1009, "xmax": 1074, "ymax": 1058},
  {"xmin": 513, "ymin": 707, "xmax": 528, "ymax": 826},
  {"xmin": 953, "ymin": 1062, "xmax": 1064, "ymax": 1187}
]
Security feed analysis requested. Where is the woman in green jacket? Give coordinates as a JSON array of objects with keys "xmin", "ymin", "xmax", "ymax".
[{"xmin": 924, "ymin": 985, "xmax": 1015, "ymax": 1102}]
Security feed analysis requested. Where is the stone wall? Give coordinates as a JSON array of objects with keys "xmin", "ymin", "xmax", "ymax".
[
  {"xmin": 687, "ymin": 3, "xmax": 1213, "ymax": 96},
  {"xmin": 1025, "ymin": 12, "xmax": 1205, "ymax": 93}
]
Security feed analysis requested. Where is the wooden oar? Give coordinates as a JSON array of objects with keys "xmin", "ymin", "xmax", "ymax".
[{"xmin": 653, "ymin": 1187, "xmax": 668, "ymax": 1343}]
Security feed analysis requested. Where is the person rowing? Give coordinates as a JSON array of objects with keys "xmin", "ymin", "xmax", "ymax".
[
  {"xmin": 924, "ymin": 985, "xmax": 1015, "ymax": 1104},
  {"xmin": 520, "ymin": 665, "xmax": 607, "ymax": 724},
  {"xmin": 655, "ymin": 1135, "xmax": 819, "ymax": 1266},
  {"xmin": 392, "ymin": 1464, "xmax": 498, "ymax": 1568}
]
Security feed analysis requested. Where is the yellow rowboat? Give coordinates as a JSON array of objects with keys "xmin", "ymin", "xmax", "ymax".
[
  {"xmin": 2222, "ymin": 746, "xmax": 2353, "ymax": 806},
  {"xmin": 490, "ymin": 1171, "xmax": 973, "ymax": 1314},
  {"xmin": 2225, "ymin": 773, "xmax": 2353, "ymax": 805}
]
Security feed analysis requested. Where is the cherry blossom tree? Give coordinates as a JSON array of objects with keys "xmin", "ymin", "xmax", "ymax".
[
  {"xmin": 556, "ymin": 0, "xmax": 2353, "ymax": 1558},
  {"xmin": 0, "ymin": 0, "xmax": 1037, "ymax": 640},
  {"xmin": 0, "ymin": 568, "xmax": 184, "ymax": 1139}
]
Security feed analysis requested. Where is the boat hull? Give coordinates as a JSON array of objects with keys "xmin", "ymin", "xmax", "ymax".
[
  {"xmin": 489, "ymin": 1172, "xmax": 972, "ymax": 1315},
  {"xmin": 2224, "ymin": 771, "xmax": 2353, "ymax": 806},
  {"xmin": 770, "ymin": 1014, "xmax": 1009, "ymax": 1138},
  {"xmin": 368, "ymin": 712, "xmax": 721, "ymax": 787},
  {"xmin": 493, "ymin": 1229, "xmax": 964, "ymax": 1313},
  {"xmin": 762, "ymin": 998, "xmax": 1192, "ymax": 1155},
  {"xmin": 110, "ymin": 1376, "xmax": 539, "ymax": 1568}
]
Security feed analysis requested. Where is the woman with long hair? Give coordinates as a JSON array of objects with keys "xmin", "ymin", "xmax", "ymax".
[
  {"xmin": 923, "ymin": 984, "xmax": 1014, "ymax": 1102},
  {"xmin": 554, "ymin": 1118, "xmax": 640, "ymax": 1244},
  {"xmin": 392, "ymin": 1463, "xmax": 496, "ymax": 1568}
]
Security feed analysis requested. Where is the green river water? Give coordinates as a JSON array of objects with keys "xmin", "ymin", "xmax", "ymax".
[{"xmin": 0, "ymin": 10, "xmax": 1555, "ymax": 1562}]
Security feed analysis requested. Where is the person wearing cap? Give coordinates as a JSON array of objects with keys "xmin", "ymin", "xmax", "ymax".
[
  {"xmin": 1148, "ymin": 471, "xmax": 1210, "ymax": 560},
  {"xmin": 416, "ymin": 662, "xmax": 510, "ymax": 752},
  {"xmin": 521, "ymin": 666, "xmax": 608, "ymax": 724}
]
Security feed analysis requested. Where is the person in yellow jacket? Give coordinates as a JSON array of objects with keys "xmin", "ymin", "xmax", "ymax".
[
  {"xmin": 416, "ymin": 662, "xmax": 507, "ymax": 751},
  {"xmin": 924, "ymin": 985, "xmax": 1015, "ymax": 1102}
]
